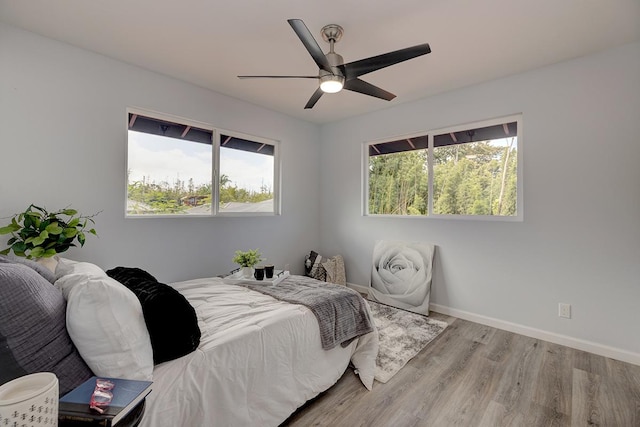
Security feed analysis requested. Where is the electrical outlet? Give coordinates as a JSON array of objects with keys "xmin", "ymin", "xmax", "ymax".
[{"xmin": 558, "ymin": 303, "xmax": 571, "ymax": 319}]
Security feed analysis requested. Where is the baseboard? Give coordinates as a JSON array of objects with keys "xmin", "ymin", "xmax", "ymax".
[
  {"xmin": 430, "ymin": 303, "xmax": 640, "ymax": 366},
  {"xmin": 347, "ymin": 282, "xmax": 370, "ymax": 295}
]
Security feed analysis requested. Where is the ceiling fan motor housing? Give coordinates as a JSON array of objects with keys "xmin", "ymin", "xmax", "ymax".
[
  {"xmin": 319, "ymin": 51, "xmax": 345, "ymax": 92},
  {"xmin": 325, "ymin": 51, "xmax": 345, "ymax": 75}
]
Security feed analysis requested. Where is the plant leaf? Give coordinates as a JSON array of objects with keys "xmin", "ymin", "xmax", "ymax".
[
  {"xmin": 56, "ymin": 243, "xmax": 71, "ymax": 253},
  {"xmin": 29, "ymin": 247, "xmax": 45, "ymax": 258},
  {"xmin": 62, "ymin": 209, "xmax": 78, "ymax": 216},
  {"xmin": 0, "ymin": 248, "xmax": 10, "ymax": 255},
  {"xmin": 77, "ymin": 232, "xmax": 86, "ymax": 246},
  {"xmin": 45, "ymin": 222, "xmax": 63, "ymax": 235},
  {"xmin": 43, "ymin": 249, "xmax": 57, "ymax": 258},
  {"xmin": 63, "ymin": 228, "xmax": 78, "ymax": 238},
  {"xmin": 11, "ymin": 242, "xmax": 27, "ymax": 253},
  {"xmin": 0, "ymin": 224, "xmax": 20, "ymax": 234},
  {"xmin": 30, "ymin": 230, "xmax": 49, "ymax": 246}
]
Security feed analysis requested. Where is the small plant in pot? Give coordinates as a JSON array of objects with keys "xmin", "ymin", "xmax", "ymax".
[
  {"xmin": 232, "ymin": 249, "xmax": 263, "ymax": 278},
  {"xmin": 0, "ymin": 204, "xmax": 98, "ymax": 259}
]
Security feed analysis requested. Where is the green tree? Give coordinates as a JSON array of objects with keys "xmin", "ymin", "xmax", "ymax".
[{"xmin": 369, "ymin": 150, "xmax": 428, "ymax": 215}]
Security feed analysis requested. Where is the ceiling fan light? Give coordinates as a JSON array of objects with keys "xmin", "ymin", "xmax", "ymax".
[{"xmin": 320, "ymin": 75, "xmax": 345, "ymax": 93}]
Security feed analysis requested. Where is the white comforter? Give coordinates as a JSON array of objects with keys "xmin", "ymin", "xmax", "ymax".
[{"xmin": 140, "ymin": 277, "xmax": 378, "ymax": 427}]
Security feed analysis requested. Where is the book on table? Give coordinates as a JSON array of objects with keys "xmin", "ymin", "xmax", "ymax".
[{"xmin": 59, "ymin": 376, "xmax": 152, "ymax": 426}]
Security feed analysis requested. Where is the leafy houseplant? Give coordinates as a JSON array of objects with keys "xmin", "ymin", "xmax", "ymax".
[
  {"xmin": 232, "ymin": 249, "xmax": 262, "ymax": 268},
  {"xmin": 232, "ymin": 249, "xmax": 263, "ymax": 279},
  {"xmin": 0, "ymin": 205, "xmax": 98, "ymax": 259}
]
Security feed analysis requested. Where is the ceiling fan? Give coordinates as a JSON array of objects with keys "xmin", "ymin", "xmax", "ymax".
[{"xmin": 238, "ymin": 19, "xmax": 431, "ymax": 109}]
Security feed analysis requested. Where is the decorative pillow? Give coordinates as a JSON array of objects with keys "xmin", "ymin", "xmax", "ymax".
[
  {"xmin": 0, "ymin": 254, "xmax": 56, "ymax": 284},
  {"xmin": 106, "ymin": 266, "xmax": 201, "ymax": 364},
  {"xmin": 0, "ymin": 263, "xmax": 93, "ymax": 395},
  {"xmin": 305, "ymin": 250, "xmax": 328, "ymax": 281},
  {"xmin": 321, "ymin": 254, "xmax": 347, "ymax": 285},
  {"xmin": 55, "ymin": 257, "xmax": 105, "ymax": 280},
  {"xmin": 55, "ymin": 260, "xmax": 154, "ymax": 381}
]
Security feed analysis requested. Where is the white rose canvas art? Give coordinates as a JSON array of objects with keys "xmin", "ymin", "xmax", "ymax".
[{"xmin": 369, "ymin": 240, "xmax": 435, "ymax": 315}]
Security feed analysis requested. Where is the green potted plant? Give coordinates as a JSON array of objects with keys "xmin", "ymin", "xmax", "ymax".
[
  {"xmin": 0, "ymin": 204, "xmax": 98, "ymax": 259},
  {"xmin": 232, "ymin": 249, "xmax": 262, "ymax": 278}
]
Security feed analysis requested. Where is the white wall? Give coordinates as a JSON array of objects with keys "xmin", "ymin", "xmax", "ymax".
[
  {"xmin": 0, "ymin": 23, "xmax": 321, "ymax": 281},
  {"xmin": 319, "ymin": 42, "xmax": 640, "ymax": 360}
]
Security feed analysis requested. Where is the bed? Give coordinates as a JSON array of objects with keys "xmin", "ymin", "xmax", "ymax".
[
  {"xmin": 144, "ymin": 277, "xmax": 378, "ymax": 427},
  {"xmin": 0, "ymin": 256, "xmax": 378, "ymax": 427}
]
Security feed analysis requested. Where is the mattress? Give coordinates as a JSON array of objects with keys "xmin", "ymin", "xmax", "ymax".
[{"xmin": 140, "ymin": 277, "xmax": 378, "ymax": 427}]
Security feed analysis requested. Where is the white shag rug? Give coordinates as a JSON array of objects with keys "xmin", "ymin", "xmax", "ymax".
[{"xmin": 367, "ymin": 299, "xmax": 448, "ymax": 383}]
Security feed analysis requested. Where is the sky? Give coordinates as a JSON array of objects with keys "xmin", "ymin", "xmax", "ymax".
[
  {"xmin": 127, "ymin": 131, "xmax": 273, "ymax": 192},
  {"xmin": 486, "ymin": 136, "xmax": 517, "ymax": 148}
]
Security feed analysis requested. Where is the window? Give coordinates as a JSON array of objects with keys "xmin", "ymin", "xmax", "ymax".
[
  {"xmin": 126, "ymin": 110, "xmax": 279, "ymax": 217},
  {"xmin": 218, "ymin": 131, "xmax": 277, "ymax": 214},
  {"xmin": 367, "ymin": 135, "xmax": 429, "ymax": 215},
  {"xmin": 365, "ymin": 115, "xmax": 521, "ymax": 219}
]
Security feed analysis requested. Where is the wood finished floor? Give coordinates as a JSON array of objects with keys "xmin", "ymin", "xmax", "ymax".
[{"xmin": 282, "ymin": 313, "xmax": 640, "ymax": 427}]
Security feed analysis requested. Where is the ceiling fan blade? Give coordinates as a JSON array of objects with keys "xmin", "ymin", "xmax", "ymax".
[
  {"xmin": 341, "ymin": 43, "xmax": 431, "ymax": 79},
  {"xmin": 238, "ymin": 75, "xmax": 318, "ymax": 79},
  {"xmin": 343, "ymin": 78, "xmax": 396, "ymax": 101},
  {"xmin": 288, "ymin": 19, "xmax": 332, "ymax": 73},
  {"xmin": 304, "ymin": 87, "xmax": 324, "ymax": 109}
]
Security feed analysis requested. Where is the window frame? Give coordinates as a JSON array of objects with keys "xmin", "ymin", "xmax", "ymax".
[
  {"xmin": 363, "ymin": 114, "xmax": 523, "ymax": 221},
  {"xmin": 126, "ymin": 108, "xmax": 281, "ymax": 218}
]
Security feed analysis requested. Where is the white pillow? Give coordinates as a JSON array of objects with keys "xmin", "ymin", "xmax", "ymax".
[
  {"xmin": 55, "ymin": 260, "xmax": 154, "ymax": 381},
  {"xmin": 55, "ymin": 257, "xmax": 104, "ymax": 280}
]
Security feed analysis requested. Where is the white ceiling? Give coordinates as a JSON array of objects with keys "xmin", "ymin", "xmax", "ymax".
[{"xmin": 1, "ymin": 1, "xmax": 639, "ymax": 124}]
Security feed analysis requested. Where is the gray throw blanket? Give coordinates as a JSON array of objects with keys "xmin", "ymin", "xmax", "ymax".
[{"xmin": 246, "ymin": 275, "xmax": 374, "ymax": 350}]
